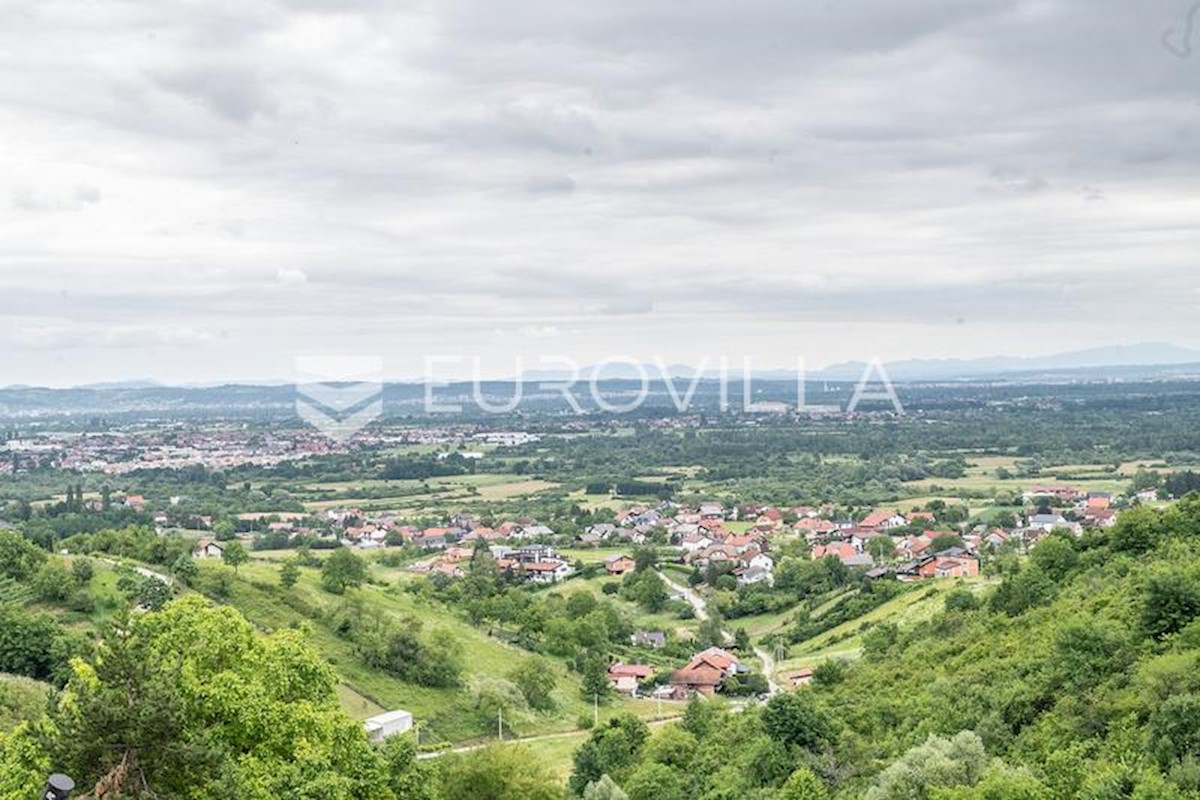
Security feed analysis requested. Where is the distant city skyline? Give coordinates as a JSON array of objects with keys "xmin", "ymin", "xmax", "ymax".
[{"xmin": 2, "ymin": 1, "xmax": 1198, "ymax": 386}]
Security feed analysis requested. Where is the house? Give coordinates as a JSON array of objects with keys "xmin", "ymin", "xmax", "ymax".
[
  {"xmin": 523, "ymin": 560, "xmax": 573, "ymax": 584},
  {"xmin": 897, "ymin": 548, "xmax": 980, "ymax": 581},
  {"xmin": 737, "ymin": 564, "xmax": 774, "ymax": 586},
  {"xmin": 1086, "ymin": 492, "xmax": 1112, "ymax": 510},
  {"xmin": 860, "ymin": 510, "xmax": 907, "ymax": 530},
  {"xmin": 607, "ymin": 663, "xmax": 655, "ymax": 695},
  {"xmin": 1027, "ymin": 513, "xmax": 1079, "ymax": 534},
  {"xmin": 1136, "ymin": 488, "xmax": 1160, "ymax": 502},
  {"xmin": 680, "ymin": 531, "xmax": 715, "ymax": 553},
  {"xmin": 193, "ymin": 538, "xmax": 224, "ymax": 559},
  {"xmin": 670, "ymin": 647, "xmax": 742, "ymax": 698},
  {"xmin": 811, "ymin": 542, "xmax": 857, "ymax": 562},
  {"xmin": 632, "ymin": 630, "xmax": 667, "ymax": 649},
  {"xmin": 605, "ymin": 555, "xmax": 637, "ymax": 576},
  {"xmin": 363, "ymin": 710, "xmax": 414, "ymax": 743},
  {"xmin": 783, "ymin": 668, "xmax": 814, "ymax": 688},
  {"xmin": 1084, "ymin": 508, "xmax": 1118, "ymax": 528}
]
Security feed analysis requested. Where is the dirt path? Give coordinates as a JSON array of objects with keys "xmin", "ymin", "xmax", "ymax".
[{"xmin": 657, "ymin": 569, "xmax": 779, "ymax": 696}]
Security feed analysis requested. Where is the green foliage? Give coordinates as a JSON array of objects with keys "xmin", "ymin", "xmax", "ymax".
[
  {"xmin": 45, "ymin": 596, "xmax": 394, "ymax": 798},
  {"xmin": 569, "ymin": 714, "xmax": 650, "ymax": 795},
  {"xmin": 30, "ymin": 559, "xmax": 74, "ymax": 603},
  {"xmin": 865, "ymin": 732, "xmax": 988, "ymax": 800},
  {"xmin": 279, "ymin": 557, "xmax": 301, "ymax": 589},
  {"xmin": 780, "ymin": 767, "xmax": 829, "ymax": 800},
  {"xmin": 322, "ymin": 547, "xmax": 367, "ymax": 594},
  {"xmin": 438, "ymin": 745, "xmax": 562, "ymax": 800},
  {"xmin": 221, "ymin": 539, "xmax": 249, "ymax": 572},
  {"xmin": 1141, "ymin": 570, "xmax": 1200, "ymax": 640},
  {"xmin": 583, "ymin": 775, "xmax": 629, "ymax": 800},
  {"xmin": 0, "ymin": 531, "xmax": 45, "ymax": 581},
  {"xmin": 762, "ymin": 691, "xmax": 832, "ymax": 752},
  {"xmin": 509, "ymin": 657, "xmax": 558, "ymax": 711}
]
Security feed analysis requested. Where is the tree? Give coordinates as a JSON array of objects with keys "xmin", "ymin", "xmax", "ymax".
[
  {"xmin": 1029, "ymin": 535, "xmax": 1078, "ymax": 580},
  {"xmin": 321, "ymin": 548, "xmax": 367, "ymax": 594},
  {"xmin": 0, "ymin": 531, "xmax": 45, "ymax": 581},
  {"xmin": 49, "ymin": 597, "xmax": 392, "ymax": 799},
  {"xmin": 221, "ymin": 540, "xmax": 248, "ymax": 574},
  {"xmin": 581, "ymin": 656, "xmax": 612, "ymax": 703},
  {"xmin": 279, "ymin": 558, "xmax": 301, "ymax": 589},
  {"xmin": 780, "ymin": 767, "xmax": 829, "ymax": 800},
  {"xmin": 30, "ymin": 559, "xmax": 73, "ymax": 603},
  {"xmin": 509, "ymin": 657, "xmax": 558, "ymax": 711},
  {"xmin": 867, "ymin": 536, "xmax": 897, "ymax": 562},
  {"xmin": 1141, "ymin": 571, "xmax": 1200, "ymax": 640},
  {"xmin": 865, "ymin": 732, "xmax": 988, "ymax": 800},
  {"xmin": 71, "ymin": 557, "xmax": 95, "ymax": 585},
  {"xmin": 584, "ymin": 775, "xmax": 630, "ymax": 800},
  {"xmin": 171, "ymin": 554, "xmax": 198, "ymax": 585},
  {"xmin": 570, "ymin": 715, "xmax": 649, "ymax": 795},
  {"xmin": 762, "ymin": 691, "xmax": 832, "ymax": 752},
  {"xmin": 439, "ymin": 745, "xmax": 562, "ymax": 800},
  {"xmin": 929, "ymin": 534, "xmax": 966, "ymax": 554}
]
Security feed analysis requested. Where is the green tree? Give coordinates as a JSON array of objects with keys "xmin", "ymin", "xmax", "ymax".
[
  {"xmin": 584, "ymin": 775, "xmax": 630, "ymax": 800},
  {"xmin": 171, "ymin": 554, "xmax": 199, "ymax": 585},
  {"xmin": 49, "ymin": 596, "xmax": 391, "ymax": 798},
  {"xmin": 279, "ymin": 558, "xmax": 301, "ymax": 589},
  {"xmin": 762, "ymin": 691, "xmax": 832, "ymax": 752},
  {"xmin": 30, "ymin": 559, "xmax": 73, "ymax": 603},
  {"xmin": 865, "ymin": 732, "xmax": 988, "ymax": 800},
  {"xmin": 71, "ymin": 557, "xmax": 95, "ymax": 585},
  {"xmin": 0, "ymin": 531, "xmax": 45, "ymax": 581},
  {"xmin": 439, "ymin": 745, "xmax": 562, "ymax": 800},
  {"xmin": 780, "ymin": 767, "xmax": 830, "ymax": 800},
  {"xmin": 509, "ymin": 657, "xmax": 558, "ymax": 711},
  {"xmin": 1141, "ymin": 571, "xmax": 1200, "ymax": 640},
  {"xmin": 321, "ymin": 548, "xmax": 367, "ymax": 594},
  {"xmin": 221, "ymin": 540, "xmax": 249, "ymax": 573}
]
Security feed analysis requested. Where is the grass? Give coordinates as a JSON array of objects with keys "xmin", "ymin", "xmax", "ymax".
[
  {"xmin": 197, "ymin": 559, "xmax": 667, "ymax": 745},
  {"xmin": 773, "ymin": 577, "xmax": 994, "ymax": 680}
]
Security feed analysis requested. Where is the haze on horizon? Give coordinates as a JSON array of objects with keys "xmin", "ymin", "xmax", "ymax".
[{"xmin": 1, "ymin": 0, "xmax": 1198, "ymax": 387}]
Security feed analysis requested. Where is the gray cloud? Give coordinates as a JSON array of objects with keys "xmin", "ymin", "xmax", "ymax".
[{"xmin": 0, "ymin": 0, "xmax": 1197, "ymax": 385}]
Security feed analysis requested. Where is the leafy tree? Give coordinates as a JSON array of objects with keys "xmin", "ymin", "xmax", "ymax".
[
  {"xmin": 1030, "ymin": 534, "xmax": 1079, "ymax": 580},
  {"xmin": 221, "ymin": 539, "xmax": 249, "ymax": 573},
  {"xmin": 509, "ymin": 657, "xmax": 558, "ymax": 711},
  {"xmin": 279, "ymin": 557, "xmax": 301, "ymax": 589},
  {"xmin": 44, "ymin": 597, "xmax": 390, "ymax": 798},
  {"xmin": 584, "ymin": 775, "xmax": 630, "ymax": 800},
  {"xmin": 171, "ymin": 553, "xmax": 198, "ymax": 585},
  {"xmin": 623, "ymin": 762, "xmax": 685, "ymax": 800},
  {"xmin": 929, "ymin": 534, "xmax": 966, "ymax": 554},
  {"xmin": 570, "ymin": 715, "xmax": 650, "ymax": 795},
  {"xmin": 0, "ymin": 531, "xmax": 45, "ymax": 581},
  {"xmin": 780, "ymin": 767, "xmax": 829, "ymax": 800},
  {"xmin": 30, "ymin": 559, "xmax": 73, "ymax": 603},
  {"xmin": 1141, "ymin": 571, "xmax": 1200, "ymax": 640},
  {"xmin": 71, "ymin": 557, "xmax": 95, "ymax": 585},
  {"xmin": 581, "ymin": 656, "xmax": 612, "ymax": 702},
  {"xmin": 865, "ymin": 732, "xmax": 988, "ymax": 800},
  {"xmin": 1150, "ymin": 693, "xmax": 1200, "ymax": 767},
  {"xmin": 321, "ymin": 547, "xmax": 367, "ymax": 594},
  {"xmin": 439, "ymin": 745, "xmax": 562, "ymax": 800},
  {"xmin": 762, "ymin": 691, "xmax": 832, "ymax": 752}
]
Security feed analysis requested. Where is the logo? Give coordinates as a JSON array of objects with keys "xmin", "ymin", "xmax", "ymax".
[{"xmin": 294, "ymin": 355, "xmax": 383, "ymax": 441}]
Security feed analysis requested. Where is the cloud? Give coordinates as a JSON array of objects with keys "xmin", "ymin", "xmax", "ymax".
[{"xmin": 1, "ymin": 0, "xmax": 1199, "ymax": 385}]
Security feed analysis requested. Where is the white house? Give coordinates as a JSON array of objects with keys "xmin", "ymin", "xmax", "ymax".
[
  {"xmin": 193, "ymin": 538, "xmax": 224, "ymax": 559},
  {"xmin": 524, "ymin": 560, "xmax": 573, "ymax": 584},
  {"xmin": 363, "ymin": 710, "xmax": 414, "ymax": 743}
]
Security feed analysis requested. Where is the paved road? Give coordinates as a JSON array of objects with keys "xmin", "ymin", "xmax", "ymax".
[{"xmin": 656, "ymin": 569, "xmax": 779, "ymax": 696}]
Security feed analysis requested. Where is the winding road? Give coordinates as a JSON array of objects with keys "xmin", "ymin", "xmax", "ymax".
[{"xmin": 656, "ymin": 569, "xmax": 780, "ymax": 696}]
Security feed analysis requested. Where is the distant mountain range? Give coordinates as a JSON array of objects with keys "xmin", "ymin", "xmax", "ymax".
[{"xmin": 518, "ymin": 343, "xmax": 1200, "ymax": 383}]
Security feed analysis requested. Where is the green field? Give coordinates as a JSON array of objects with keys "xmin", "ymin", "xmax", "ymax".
[
  {"xmin": 198, "ymin": 558, "xmax": 663, "ymax": 745},
  {"xmin": 772, "ymin": 577, "xmax": 995, "ymax": 680}
]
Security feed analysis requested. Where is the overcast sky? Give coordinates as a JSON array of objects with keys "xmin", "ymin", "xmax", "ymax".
[{"xmin": 2, "ymin": 0, "xmax": 1199, "ymax": 386}]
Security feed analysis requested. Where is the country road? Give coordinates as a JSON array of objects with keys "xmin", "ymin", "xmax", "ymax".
[{"xmin": 656, "ymin": 569, "xmax": 779, "ymax": 696}]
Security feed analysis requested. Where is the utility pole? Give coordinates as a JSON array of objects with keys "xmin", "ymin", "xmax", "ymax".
[{"xmin": 498, "ymin": 707, "xmax": 503, "ymax": 741}]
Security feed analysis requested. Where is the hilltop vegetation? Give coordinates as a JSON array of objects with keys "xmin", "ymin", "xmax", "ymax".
[{"xmin": 560, "ymin": 497, "xmax": 1200, "ymax": 799}]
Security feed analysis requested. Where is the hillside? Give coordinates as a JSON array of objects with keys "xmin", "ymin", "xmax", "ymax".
[
  {"xmin": 558, "ymin": 499, "xmax": 1200, "ymax": 799},
  {"xmin": 194, "ymin": 556, "xmax": 672, "ymax": 744}
]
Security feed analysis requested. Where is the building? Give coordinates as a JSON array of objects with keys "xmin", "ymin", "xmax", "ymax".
[
  {"xmin": 607, "ymin": 663, "xmax": 655, "ymax": 695},
  {"xmin": 363, "ymin": 710, "xmax": 414, "ymax": 743},
  {"xmin": 193, "ymin": 538, "xmax": 224, "ymax": 559},
  {"xmin": 523, "ymin": 560, "xmax": 573, "ymax": 584},
  {"xmin": 670, "ymin": 647, "xmax": 742, "ymax": 698},
  {"xmin": 605, "ymin": 555, "xmax": 637, "ymax": 576}
]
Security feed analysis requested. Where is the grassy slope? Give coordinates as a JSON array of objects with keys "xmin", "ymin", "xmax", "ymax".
[
  {"xmin": 200, "ymin": 559, "xmax": 664, "ymax": 744},
  {"xmin": 773, "ymin": 577, "xmax": 994, "ymax": 677}
]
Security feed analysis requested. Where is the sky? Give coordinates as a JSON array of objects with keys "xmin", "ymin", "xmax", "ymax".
[{"xmin": 1, "ymin": 0, "xmax": 1199, "ymax": 386}]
